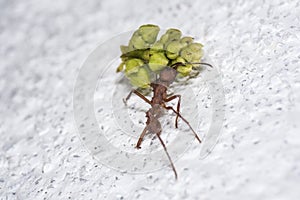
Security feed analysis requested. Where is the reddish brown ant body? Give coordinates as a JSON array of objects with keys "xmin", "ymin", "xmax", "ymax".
[{"xmin": 123, "ymin": 62, "xmax": 212, "ymax": 179}]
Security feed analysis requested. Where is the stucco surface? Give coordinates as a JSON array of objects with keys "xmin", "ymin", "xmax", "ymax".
[{"xmin": 1, "ymin": 0, "xmax": 300, "ymax": 199}]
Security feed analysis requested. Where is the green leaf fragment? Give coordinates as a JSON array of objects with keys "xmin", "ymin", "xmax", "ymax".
[
  {"xmin": 120, "ymin": 45, "xmax": 129, "ymax": 54},
  {"xmin": 127, "ymin": 67, "xmax": 150, "ymax": 88},
  {"xmin": 125, "ymin": 58, "xmax": 144, "ymax": 75},
  {"xmin": 127, "ymin": 25, "xmax": 160, "ymax": 51},
  {"xmin": 177, "ymin": 64, "xmax": 193, "ymax": 77},
  {"xmin": 188, "ymin": 42, "xmax": 203, "ymax": 51},
  {"xmin": 180, "ymin": 43, "xmax": 203, "ymax": 62},
  {"xmin": 117, "ymin": 24, "xmax": 206, "ymax": 88},
  {"xmin": 180, "ymin": 37, "xmax": 194, "ymax": 46},
  {"xmin": 167, "ymin": 29, "xmax": 182, "ymax": 40},
  {"xmin": 128, "ymin": 33, "xmax": 148, "ymax": 50},
  {"xmin": 116, "ymin": 62, "xmax": 125, "ymax": 72},
  {"xmin": 160, "ymin": 29, "xmax": 182, "ymax": 43},
  {"xmin": 121, "ymin": 49, "xmax": 150, "ymax": 61},
  {"xmin": 139, "ymin": 24, "xmax": 160, "ymax": 44},
  {"xmin": 149, "ymin": 52, "xmax": 169, "ymax": 72},
  {"xmin": 174, "ymin": 56, "xmax": 186, "ymax": 63},
  {"xmin": 151, "ymin": 41, "xmax": 164, "ymax": 51},
  {"xmin": 166, "ymin": 41, "xmax": 183, "ymax": 59}
]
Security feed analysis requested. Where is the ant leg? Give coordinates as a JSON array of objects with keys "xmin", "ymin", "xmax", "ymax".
[
  {"xmin": 156, "ymin": 131, "xmax": 178, "ymax": 180},
  {"xmin": 135, "ymin": 125, "xmax": 148, "ymax": 149},
  {"xmin": 123, "ymin": 89, "xmax": 151, "ymax": 105},
  {"xmin": 164, "ymin": 95, "xmax": 181, "ymax": 128},
  {"xmin": 164, "ymin": 106, "xmax": 201, "ymax": 143}
]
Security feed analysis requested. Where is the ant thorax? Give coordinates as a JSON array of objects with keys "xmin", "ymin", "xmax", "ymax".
[{"xmin": 149, "ymin": 104, "xmax": 164, "ymax": 118}]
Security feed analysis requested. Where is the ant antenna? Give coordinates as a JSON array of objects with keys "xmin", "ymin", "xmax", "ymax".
[
  {"xmin": 189, "ymin": 62, "xmax": 213, "ymax": 68},
  {"xmin": 170, "ymin": 62, "xmax": 185, "ymax": 70},
  {"xmin": 170, "ymin": 62, "xmax": 213, "ymax": 69}
]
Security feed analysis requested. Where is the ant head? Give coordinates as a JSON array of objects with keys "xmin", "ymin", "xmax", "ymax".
[{"xmin": 159, "ymin": 67, "xmax": 177, "ymax": 85}]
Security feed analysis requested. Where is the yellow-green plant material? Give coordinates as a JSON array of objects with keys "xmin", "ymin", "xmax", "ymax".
[{"xmin": 117, "ymin": 24, "xmax": 204, "ymax": 88}]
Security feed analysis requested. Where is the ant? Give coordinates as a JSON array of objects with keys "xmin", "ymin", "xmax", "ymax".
[{"xmin": 123, "ymin": 62, "xmax": 213, "ymax": 179}]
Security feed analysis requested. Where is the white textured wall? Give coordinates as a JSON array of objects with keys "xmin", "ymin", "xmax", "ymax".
[{"xmin": 1, "ymin": 0, "xmax": 300, "ymax": 199}]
